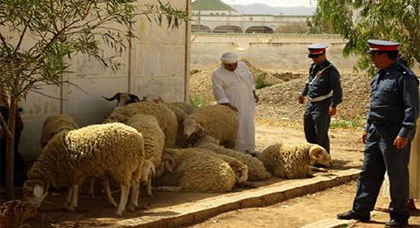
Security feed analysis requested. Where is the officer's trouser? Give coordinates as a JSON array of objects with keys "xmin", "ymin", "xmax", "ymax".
[
  {"xmin": 352, "ymin": 122, "xmax": 410, "ymax": 222},
  {"xmin": 303, "ymin": 99, "xmax": 331, "ymax": 153}
]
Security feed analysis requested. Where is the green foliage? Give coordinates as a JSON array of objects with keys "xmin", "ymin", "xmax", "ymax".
[
  {"xmin": 190, "ymin": 69, "xmax": 201, "ymax": 75},
  {"xmin": 275, "ymin": 22, "xmax": 309, "ymax": 33},
  {"xmin": 0, "ymin": 0, "xmax": 187, "ymax": 100},
  {"xmin": 330, "ymin": 118, "xmax": 364, "ymax": 129},
  {"xmin": 255, "ymin": 73, "xmax": 273, "ymax": 90},
  {"xmin": 189, "ymin": 95, "xmax": 213, "ymax": 109},
  {"xmin": 314, "ymin": 0, "xmax": 420, "ymax": 73}
]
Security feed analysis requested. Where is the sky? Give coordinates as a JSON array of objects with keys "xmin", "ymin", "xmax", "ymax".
[{"xmin": 220, "ymin": 0, "xmax": 317, "ymax": 7}]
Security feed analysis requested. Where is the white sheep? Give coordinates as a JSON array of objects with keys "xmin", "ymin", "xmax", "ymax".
[
  {"xmin": 183, "ymin": 104, "xmax": 238, "ymax": 149},
  {"xmin": 141, "ymin": 159, "xmax": 156, "ymax": 196},
  {"xmin": 195, "ymin": 136, "xmax": 271, "ymax": 181},
  {"xmin": 23, "ymin": 123, "xmax": 145, "ymax": 215},
  {"xmin": 259, "ymin": 143, "xmax": 332, "ymax": 179},
  {"xmin": 166, "ymin": 101, "xmax": 195, "ymax": 115},
  {"xmin": 40, "ymin": 114, "xmax": 79, "ymax": 148},
  {"xmin": 126, "ymin": 114, "xmax": 165, "ymax": 165},
  {"xmin": 104, "ymin": 101, "xmax": 178, "ymax": 148},
  {"xmin": 155, "ymin": 148, "xmax": 240, "ymax": 193}
]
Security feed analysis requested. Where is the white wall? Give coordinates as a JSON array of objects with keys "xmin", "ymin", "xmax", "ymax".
[{"xmin": 19, "ymin": 0, "xmax": 190, "ymax": 161}]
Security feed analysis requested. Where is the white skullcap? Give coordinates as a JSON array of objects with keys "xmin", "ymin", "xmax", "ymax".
[{"xmin": 220, "ymin": 52, "xmax": 238, "ymax": 64}]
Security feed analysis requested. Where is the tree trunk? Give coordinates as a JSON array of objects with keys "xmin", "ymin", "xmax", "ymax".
[{"xmin": 6, "ymin": 98, "xmax": 16, "ymax": 200}]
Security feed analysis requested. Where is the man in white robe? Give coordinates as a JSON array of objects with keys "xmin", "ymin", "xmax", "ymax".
[{"xmin": 212, "ymin": 52, "xmax": 259, "ymax": 156}]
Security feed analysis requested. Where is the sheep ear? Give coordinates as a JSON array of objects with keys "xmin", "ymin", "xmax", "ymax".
[
  {"xmin": 197, "ymin": 123, "xmax": 204, "ymax": 131},
  {"xmin": 165, "ymin": 157, "xmax": 176, "ymax": 172},
  {"xmin": 34, "ymin": 185, "xmax": 44, "ymax": 198},
  {"xmin": 309, "ymin": 147, "xmax": 323, "ymax": 160}
]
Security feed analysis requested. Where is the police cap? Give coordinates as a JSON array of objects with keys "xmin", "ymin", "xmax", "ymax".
[
  {"xmin": 307, "ymin": 43, "xmax": 327, "ymax": 58},
  {"xmin": 367, "ymin": 39, "xmax": 399, "ymax": 53}
]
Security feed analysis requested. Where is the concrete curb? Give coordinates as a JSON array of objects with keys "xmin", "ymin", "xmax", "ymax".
[{"xmin": 115, "ymin": 169, "xmax": 361, "ymax": 228}]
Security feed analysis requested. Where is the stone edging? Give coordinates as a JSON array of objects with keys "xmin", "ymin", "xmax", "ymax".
[{"xmin": 114, "ymin": 168, "xmax": 361, "ymax": 228}]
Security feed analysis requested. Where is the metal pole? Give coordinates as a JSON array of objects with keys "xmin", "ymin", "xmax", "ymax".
[{"xmin": 198, "ymin": 0, "xmax": 201, "ymax": 32}]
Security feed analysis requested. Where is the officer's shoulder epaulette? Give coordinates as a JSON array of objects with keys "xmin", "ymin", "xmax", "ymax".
[{"xmin": 396, "ymin": 62, "xmax": 414, "ymax": 77}]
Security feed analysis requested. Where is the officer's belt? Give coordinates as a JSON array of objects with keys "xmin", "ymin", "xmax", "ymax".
[{"xmin": 307, "ymin": 91, "xmax": 333, "ymax": 103}]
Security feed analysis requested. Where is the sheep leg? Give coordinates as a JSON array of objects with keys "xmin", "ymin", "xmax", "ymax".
[
  {"xmin": 102, "ymin": 180, "xmax": 118, "ymax": 208},
  {"xmin": 89, "ymin": 178, "xmax": 96, "ymax": 199},
  {"xmin": 116, "ymin": 184, "xmax": 130, "ymax": 216},
  {"xmin": 64, "ymin": 187, "xmax": 73, "ymax": 207},
  {"xmin": 145, "ymin": 174, "xmax": 153, "ymax": 196},
  {"xmin": 67, "ymin": 185, "xmax": 79, "ymax": 211},
  {"xmin": 127, "ymin": 181, "xmax": 139, "ymax": 212}
]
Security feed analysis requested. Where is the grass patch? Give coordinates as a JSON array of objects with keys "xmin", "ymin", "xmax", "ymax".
[
  {"xmin": 190, "ymin": 69, "xmax": 201, "ymax": 75},
  {"xmin": 330, "ymin": 118, "xmax": 364, "ymax": 129},
  {"xmin": 255, "ymin": 72, "xmax": 274, "ymax": 90},
  {"xmin": 189, "ymin": 95, "xmax": 214, "ymax": 109}
]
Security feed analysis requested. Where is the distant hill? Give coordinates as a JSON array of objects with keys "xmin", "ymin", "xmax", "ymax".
[{"xmin": 231, "ymin": 3, "xmax": 315, "ymax": 16}]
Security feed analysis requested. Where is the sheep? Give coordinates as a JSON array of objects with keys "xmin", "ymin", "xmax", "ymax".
[
  {"xmin": 23, "ymin": 123, "xmax": 145, "ymax": 215},
  {"xmin": 0, "ymin": 200, "xmax": 37, "ymax": 228},
  {"xmin": 183, "ymin": 104, "xmax": 238, "ymax": 149},
  {"xmin": 102, "ymin": 92, "xmax": 141, "ymax": 107},
  {"xmin": 141, "ymin": 159, "xmax": 156, "ymax": 196},
  {"xmin": 162, "ymin": 103, "xmax": 190, "ymax": 148},
  {"xmin": 154, "ymin": 148, "xmax": 240, "ymax": 193},
  {"xmin": 166, "ymin": 101, "xmax": 195, "ymax": 115},
  {"xmin": 126, "ymin": 114, "xmax": 165, "ymax": 165},
  {"xmin": 104, "ymin": 101, "xmax": 178, "ymax": 148},
  {"xmin": 195, "ymin": 136, "xmax": 271, "ymax": 181},
  {"xmin": 40, "ymin": 114, "xmax": 79, "ymax": 148},
  {"xmin": 258, "ymin": 143, "xmax": 332, "ymax": 179}
]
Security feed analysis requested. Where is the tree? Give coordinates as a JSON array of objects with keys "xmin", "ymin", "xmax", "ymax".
[
  {"xmin": 0, "ymin": 0, "xmax": 187, "ymax": 200},
  {"xmin": 314, "ymin": 0, "xmax": 420, "ymax": 73}
]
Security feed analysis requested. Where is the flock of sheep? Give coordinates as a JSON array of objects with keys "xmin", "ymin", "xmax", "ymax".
[{"xmin": 20, "ymin": 92, "xmax": 332, "ymax": 216}]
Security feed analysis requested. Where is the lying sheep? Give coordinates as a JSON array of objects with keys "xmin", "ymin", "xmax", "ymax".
[
  {"xmin": 0, "ymin": 200, "xmax": 37, "ymax": 228},
  {"xmin": 40, "ymin": 114, "xmax": 78, "ymax": 148},
  {"xmin": 195, "ymin": 136, "xmax": 271, "ymax": 181},
  {"xmin": 155, "ymin": 148, "xmax": 240, "ymax": 193},
  {"xmin": 104, "ymin": 101, "xmax": 177, "ymax": 148},
  {"xmin": 259, "ymin": 143, "xmax": 332, "ymax": 179},
  {"xmin": 103, "ymin": 92, "xmax": 141, "ymax": 107},
  {"xmin": 184, "ymin": 104, "xmax": 238, "ymax": 149},
  {"xmin": 23, "ymin": 123, "xmax": 145, "ymax": 215}
]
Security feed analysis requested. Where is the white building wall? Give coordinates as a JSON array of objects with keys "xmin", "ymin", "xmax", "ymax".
[{"xmin": 19, "ymin": 0, "xmax": 190, "ymax": 161}]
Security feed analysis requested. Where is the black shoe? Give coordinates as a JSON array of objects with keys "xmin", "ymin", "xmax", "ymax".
[
  {"xmin": 336, "ymin": 210, "xmax": 370, "ymax": 222},
  {"xmin": 385, "ymin": 219, "xmax": 408, "ymax": 227}
]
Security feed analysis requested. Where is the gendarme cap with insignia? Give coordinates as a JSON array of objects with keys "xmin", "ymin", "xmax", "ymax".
[
  {"xmin": 367, "ymin": 39, "xmax": 399, "ymax": 53},
  {"xmin": 307, "ymin": 43, "xmax": 327, "ymax": 58}
]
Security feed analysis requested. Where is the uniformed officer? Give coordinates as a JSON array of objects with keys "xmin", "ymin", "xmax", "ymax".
[
  {"xmin": 298, "ymin": 43, "xmax": 342, "ymax": 157},
  {"xmin": 337, "ymin": 39, "xmax": 420, "ymax": 227}
]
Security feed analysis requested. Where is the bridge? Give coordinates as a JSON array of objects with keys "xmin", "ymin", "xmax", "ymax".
[{"xmin": 191, "ymin": 14, "xmax": 310, "ymax": 33}]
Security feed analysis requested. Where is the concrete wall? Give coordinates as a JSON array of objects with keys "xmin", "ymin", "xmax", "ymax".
[
  {"xmin": 191, "ymin": 33, "xmax": 359, "ymax": 73},
  {"xmin": 19, "ymin": 0, "xmax": 190, "ymax": 161}
]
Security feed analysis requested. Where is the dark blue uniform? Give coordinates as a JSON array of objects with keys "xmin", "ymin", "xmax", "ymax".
[
  {"xmin": 301, "ymin": 60, "xmax": 342, "ymax": 153},
  {"xmin": 351, "ymin": 62, "xmax": 419, "ymax": 223}
]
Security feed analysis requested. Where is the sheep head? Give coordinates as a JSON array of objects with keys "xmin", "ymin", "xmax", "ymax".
[
  {"xmin": 156, "ymin": 154, "xmax": 176, "ymax": 177},
  {"xmin": 229, "ymin": 161, "xmax": 248, "ymax": 183},
  {"xmin": 183, "ymin": 117, "xmax": 204, "ymax": 138},
  {"xmin": 309, "ymin": 144, "xmax": 332, "ymax": 167},
  {"xmin": 23, "ymin": 180, "xmax": 49, "ymax": 207}
]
